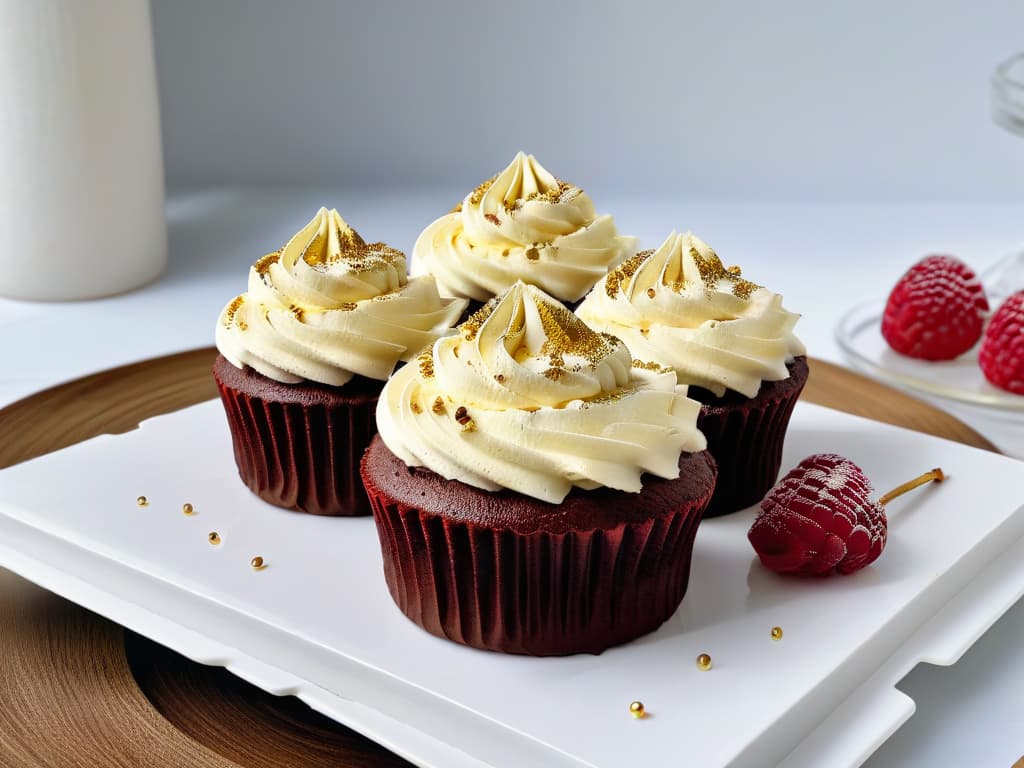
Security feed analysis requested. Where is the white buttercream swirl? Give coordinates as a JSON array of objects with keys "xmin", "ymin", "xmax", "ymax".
[
  {"xmin": 216, "ymin": 208, "xmax": 467, "ymax": 386},
  {"xmin": 576, "ymin": 231, "xmax": 805, "ymax": 398},
  {"xmin": 411, "ymin": 152, "xmax": 636, "ymax": 303},
  {"xmin": 376, "ymin": 281, "xmax": 706, "ymax": 504}
]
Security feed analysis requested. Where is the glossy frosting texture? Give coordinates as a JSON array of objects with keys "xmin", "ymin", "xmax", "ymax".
[
  {"xmin": 376, "ymin": 281, "xmax": 706, "ymax": 503},
  {"xmin": 411, "ymin": 152, "xmax": 636, "ymax": 302},
  {"xmin": 577, "ymin": 231, "xmax": 805, "ymax": 398},
  {"xmin": 216, "ymin": 208, "xmax": 466, "ymax": 386}
]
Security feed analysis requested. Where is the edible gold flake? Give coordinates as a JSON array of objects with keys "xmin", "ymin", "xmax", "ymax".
[
  {"xmin": 501, "ymin": 248, "xmax": 510, "ymax": 257},
  {"xmin": 411, "ymin": 400, "xmax": 422, "ymax": 414},
  {"xmin": 254, "ymin": 252, "xmax": 280, "ymax": 275},
  {"xmin": 646, "ymin": 287, "xmax": 656, "ymax": 299},
  {"xmin": 418, "ymin": 344, "xmax": 436, "ymax": 378},
  {"xmin": 484, "ymin": 213, "xmax": 500, "ymax": 226},
  {"xmin": 224, "ymin": 296, "xmax": 245, "ymax": 328},
  {"xmin": 632, "ymin": 359, "xmax": 671, "ymax": 373},
  {"xmin": 432, "ymin": 396, "xmax": 446, "ymax": 414},
  {"xmin": 726, "ymin": 264, "xmax": 742, "ymax": 275},
  {"xmin": 525, "ymin": 247, "xmax": 540, "ymax": 261},
  {"xmin": 689, "ymin": 246, "xmax": 758, "ymax": 300},
  {"xmin": 289, "ymin": 304, "xmax": 305, "ymax": 321},
  {"xmin": 340, "ymin": 302, "xmax": 357, "ymax": 311}
]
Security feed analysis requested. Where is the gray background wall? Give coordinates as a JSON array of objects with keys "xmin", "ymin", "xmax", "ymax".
[{"xmin": 151, "ymin": 0, "xmax": 1024, "ymax": 201}]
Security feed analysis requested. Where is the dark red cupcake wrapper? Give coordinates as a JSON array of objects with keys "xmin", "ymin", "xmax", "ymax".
[
  {"xmin": 213, "ymin": 356, "xmax": 380, "ymax": 516},
  {"xmin": 696, "ymin": 357, "xmax": 809, "ymax": 518},
  {"xmin": 361, "ymin": 443, "xmax": 716, "ymax": 656}
]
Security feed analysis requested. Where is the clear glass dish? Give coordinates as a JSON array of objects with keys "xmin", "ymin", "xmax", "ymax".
[
  {"xmin": 992, "ymin": 52, "xmax": 1024, "ymax": 136},
  {"xmin": 835, "ymin": 296, "xmax": 1024, "ymax": 411}
]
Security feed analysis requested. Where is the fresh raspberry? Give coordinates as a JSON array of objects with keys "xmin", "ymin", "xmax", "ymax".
[
  {"xmin": 748, "ymin": 454, "xmax": 887, "ymax": 577},
  {"xmin": 978, "ymin": 291, "xmax": 1024, "ymax": 394},
  {"xmin": 881, "ymin": 255, "xmax": 989, "ymax": 360}
]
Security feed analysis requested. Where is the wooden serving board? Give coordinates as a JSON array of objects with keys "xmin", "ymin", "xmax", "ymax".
[{"xmin": 0, "ymin": 349, "xmax": 998, "ymax": 768}]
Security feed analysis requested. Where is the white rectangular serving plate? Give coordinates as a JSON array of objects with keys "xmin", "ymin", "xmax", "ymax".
[{"xmin": 1, "ymin": 400, "xmax": 1023, "ymax": 768}]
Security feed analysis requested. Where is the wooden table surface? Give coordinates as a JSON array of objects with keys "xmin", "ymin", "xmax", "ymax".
[{"xmin": 0, "ymin": 349, "xmax": 999, "ymax": 767}]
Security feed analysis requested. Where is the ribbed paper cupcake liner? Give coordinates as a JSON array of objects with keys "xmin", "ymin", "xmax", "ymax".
[
  {"xmin": 361, "ymin": 451, "xmax": 715, "ymax": 656},
  {"xmin": 213, "ymin": 360, "xmax": 379, "ymax": 516},
  {"xmin": 696, "ymin": 357, "xmax": 809, "ymax": 518}
]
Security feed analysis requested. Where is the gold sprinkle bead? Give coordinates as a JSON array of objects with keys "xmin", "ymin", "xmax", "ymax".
[
  {"xmin": 182, "ymin": 503, "xmax": 194, "ymax": 516},
  {"xmin": 136, "ymin": 496, "xmax": 148, "ymax": 507},
  {"xmin": 646, "ymin": 287, "xmax": 656, "ymax": 299},
  {"xmin": 771, "ymin": 626, "xmax": 783, "ymax": 641},
  {"xmin": 696, "ymin": 653, "xmax": 712, "ymax": 671},
  {"xmin": 208, "ymin": 532, "xmax": 221, "ymax": 545},
  {"xmin": 629, "ymin": 701, "xmax": 646, "ymax": 719},
  {"xmin": 251, "ymin": 556, "xmax": 265, "ymax": 570}
]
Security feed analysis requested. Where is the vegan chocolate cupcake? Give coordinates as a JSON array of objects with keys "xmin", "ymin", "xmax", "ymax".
[
  {"xmin": 214, "ymin": 207, "xmax": 466, "ymax": 516},
  {"xmin": 577, "ymin": 231, "xmax": 806, "ymax": 518},
  {"xmin": 411, "ymin": 152, "xmax": 636, "ymax": 308},
  {"xmin": 362, "ymin": 281, "xmax": 715, "ymax": 655}
]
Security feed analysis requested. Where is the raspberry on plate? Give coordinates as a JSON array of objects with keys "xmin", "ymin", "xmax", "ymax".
[
  {"xmin": 881, "ymin": 255, "xmax": 989, "ymax": 361},
  {"xmin": 748, "ymin": 454, "xmax": 944, "ymax": 577},
  {"xmin": 979, "ymin": 290, "xmax": 1024, "ymax": 394}
]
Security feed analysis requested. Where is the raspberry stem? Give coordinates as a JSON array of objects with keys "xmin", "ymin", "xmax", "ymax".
[{"xmin": 878, "ymin": 468, "xmax": 945, "ymax": 507}]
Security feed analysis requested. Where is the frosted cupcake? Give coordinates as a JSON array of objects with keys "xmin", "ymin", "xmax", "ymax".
[
  {"xmin": 361, "ymin": 281, "xmax": 715, "ymax": 655},
  {"xmin": 214, "ymin": 207, "xmax": 466, "ymax": 516},
  {"xmin": 577, "ymin": 231, "xmax": 806, "ymax": 517},
  {"xmin": 411, "ymin": 151, "xmax": 636, "ymax": 307}
]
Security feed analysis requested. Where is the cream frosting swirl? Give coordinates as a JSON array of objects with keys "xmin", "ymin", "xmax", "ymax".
[
  {"xmin": 376, "ymin": 281, "xmax": 706, "ymax": 504},
  {"xmin": 216, "ymin": 208, "xmax": 467, "ymax": 386},
  {"xmin": 411, "ymin": 152, "xmax": 636, "ymax": 303},
  {"xmin": 576, "ymin": 231, "xmax": 805, "ymax": 398}
]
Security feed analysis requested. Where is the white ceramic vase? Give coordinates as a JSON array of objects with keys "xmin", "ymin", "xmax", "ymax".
[{"xmin": 0, "ymin": 0, "xmax": 167, "ymax": 301}]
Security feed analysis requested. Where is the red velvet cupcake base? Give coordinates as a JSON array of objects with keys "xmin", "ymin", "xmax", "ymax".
[
  {"xmin": 361, "ymin": 436, "xmax": 717, "ymax": 656},
  {"xmin": 694, "ymin": 356, "xmax": 809, "ymax": 518},
  {"xmin": 213, "ymin": 355, "xmax": 382, "ymax": 516}
]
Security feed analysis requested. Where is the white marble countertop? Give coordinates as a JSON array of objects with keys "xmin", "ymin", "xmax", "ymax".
[{"xmin": 1, "ymin": 188, "xmax": 1022, "ymax": 767}]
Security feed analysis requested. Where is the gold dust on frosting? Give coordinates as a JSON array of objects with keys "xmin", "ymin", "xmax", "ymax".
[
  {"xmin": 525, "ymin": 247, "xmax": 540, "ymax": 261},
  {"xmin": 537, "ymin": 300, "xmax": 618, "ymax": 367},
  {"xmin": 467, "ymin": 175, "xmax": 497, "ymax": 206},
  {"xmin": 689, "ymin": 246, "xmax": 758, "ymax": 300},
  {"xmin": 604, "ymin": 251, "xmax": 652, "ymax": 298}
]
